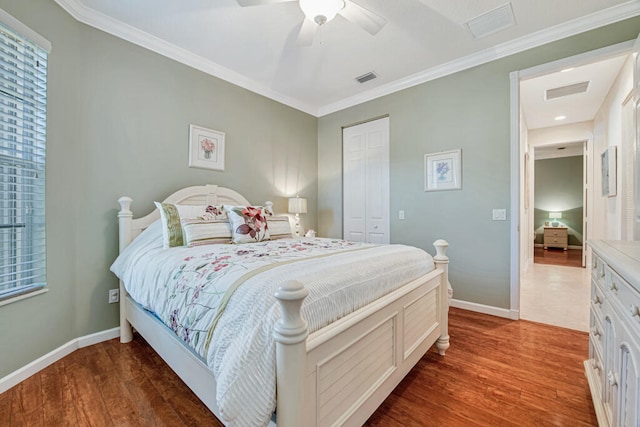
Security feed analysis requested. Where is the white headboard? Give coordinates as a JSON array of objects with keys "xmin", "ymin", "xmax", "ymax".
[{"xmin": 116, "ymin": 184, "xmax": 272, "ymax": 252}]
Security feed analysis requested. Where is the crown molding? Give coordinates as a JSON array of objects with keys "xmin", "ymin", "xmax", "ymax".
[
  {"xmin": 55, "ymin": 0, "xmax": 639, "ymax": 118},
  {"xmin": 317, "ymin": 0, "xmax": 640, "ymax": 116},
  {"xmin": 54, "ymin": 0, "xmax": 318, "ymax": 116}
]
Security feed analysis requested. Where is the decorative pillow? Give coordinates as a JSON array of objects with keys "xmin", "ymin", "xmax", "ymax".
[
  {"xmin": 225, "ymin": 205, "xmax": 271, "ymax": 244},
  {"xmin": 267, "ymin": 216, "xmax": 293, "ymax": 240},
  {"xmin": 181, "ymin": 219, "xmax": 232, "ymax": 247},
  {"xmin": 154, "ymin": 202, "xmax": 227, "ymax": 248}
]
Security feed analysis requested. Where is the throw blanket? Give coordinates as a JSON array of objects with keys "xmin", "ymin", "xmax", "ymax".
[{"xmin": 111, "ymin": 222, "xmax": 434, "ymax": 426}]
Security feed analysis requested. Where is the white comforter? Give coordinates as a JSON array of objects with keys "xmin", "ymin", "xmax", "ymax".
[{"xmin": 111, "ymin": 221, "xmax": 435, "ymax": 426}]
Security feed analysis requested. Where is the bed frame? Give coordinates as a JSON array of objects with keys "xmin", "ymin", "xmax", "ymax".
[{"xmin": 116, "ymin": 184, "xmax": 450, "ymax": 427}]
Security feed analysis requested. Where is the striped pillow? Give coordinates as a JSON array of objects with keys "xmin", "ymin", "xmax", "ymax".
[
  {"xmin": 154, "ymin": 202, "xmax": 227, "ymax": 248},
  {"xmin": 182, "ymin": 219, "xmax": 232, "ymax": 247},
  {"xmin": 267, "ymin": 216, "xmax": 293, "ymax": 240}
]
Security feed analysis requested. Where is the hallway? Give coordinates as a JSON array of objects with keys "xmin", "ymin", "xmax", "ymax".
[{"xmin": 520, "ymin": 261, "xmax": 590, "ymax": 332}]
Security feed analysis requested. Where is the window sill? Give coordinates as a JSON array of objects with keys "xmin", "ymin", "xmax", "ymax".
[{"xmin": 0, "ymin": 287, "xmax": 48, "ymax": 307}]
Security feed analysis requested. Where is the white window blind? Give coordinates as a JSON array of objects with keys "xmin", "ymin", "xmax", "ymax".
[{"xmin": 0, "ymin": 16, "xmax": 48, "ymax": 301}]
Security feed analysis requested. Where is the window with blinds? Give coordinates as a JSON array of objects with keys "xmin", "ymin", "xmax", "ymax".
[{"xmin": 0, "ymin": 15, "xmax": 49, "ymax": 302}]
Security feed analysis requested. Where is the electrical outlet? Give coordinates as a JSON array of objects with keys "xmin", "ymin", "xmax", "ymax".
[
  {"xmin": 108, "ymin": 288, "xmax": 119, "ymax": 304},
  {"xmin": 399, "ymin": 210, "xmax": 405, "ymax": 220}
]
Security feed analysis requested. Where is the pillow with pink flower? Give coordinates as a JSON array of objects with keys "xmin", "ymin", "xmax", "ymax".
[{"xmin": 225, "ymin": 205, "xmax": 271, "ymax": 244}]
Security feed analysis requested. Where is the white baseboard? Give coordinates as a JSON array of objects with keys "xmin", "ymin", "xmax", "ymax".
[
  {"xmin": 0, "ymin": 327, "xmax": 119, "ymax": 394},
  {"xmin": 533, "ymin": 243, "xmax": 583, "ymax": 250},
  {"xmin": 451, "ymin": 299, "xmax": 519, "ymax": 320}
]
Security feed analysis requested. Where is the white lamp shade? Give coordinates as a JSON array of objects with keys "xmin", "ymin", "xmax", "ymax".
[
  {"xmin": 549, "ymin": 212, "xmax": 562, "ymax": 219},
  {"xmin": 288, "ymin": 197, "xmax": 307, "ymax": 214}
]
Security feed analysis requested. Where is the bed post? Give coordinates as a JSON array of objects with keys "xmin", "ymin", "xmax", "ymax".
[
  {"xmin": 433, "ymin": 239, "xmax": 450, "ymax": 356},
  {"xmin": 117, "ymin": 196, "xmax": 134, "ymax": 343},
  {"xmin": 273, "ymin": 280, "xmax": 309, "ymax": 427}
]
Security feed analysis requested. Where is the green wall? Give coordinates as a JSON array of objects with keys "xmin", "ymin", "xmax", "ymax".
[
  {"xmin": 0, "ymin": 0, "xmax": 317, "ymax": 378},
  {"xmin": 1, "ymin": 0, "xmax": 638, "ymax": 381},
  {"xmin": 534, "ymin": 156, "xmax": 584, "ymax": 245},
  {"xmin": 318, "ymin": 17, "xmax": 640, "ymax": 309}
]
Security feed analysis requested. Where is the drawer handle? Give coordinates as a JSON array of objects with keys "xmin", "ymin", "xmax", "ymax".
[
  {"xmin": 600, "ymin": 268, "xmax": 605, "ymax": 278},
  {"xmin": 592, "ymin": 295, "xmax": 602, "ymax": 305},
  {"xmin": 631, "ymin": 304, "xmax": 640, "ymax": 321},
  {"xmin": 609, "ymin": 281, "xmax": 618, "ymax": 292},
  {"xmin": 590, "ymin": 326, "xmax": 601, "ymax": 338},
  {"xmin": 607, "ymin": 370, "xmax": 618, "ymax": 387}
]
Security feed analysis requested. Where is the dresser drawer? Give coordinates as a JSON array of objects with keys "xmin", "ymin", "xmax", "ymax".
[
  {"xmin": 606, "ymin": 267, "xmax": 640, "ymax": 334},
  {"xmin": 590, "ymin": 309, "xmax": 604, "ymax": 357},
  {"xmin": 591, "ymin": 281, "xmax": 606, "ymax": 317},
  {"xmin": 544, "ymin": 228, "xmax": 567, "ymax": 238},
  {"xmin": 545, "ymin": 237, "xmax": 568, "ymax": 245},
  {"xmin": 592, "ymin": 253, "xmax": 605, "ymax": 284}
]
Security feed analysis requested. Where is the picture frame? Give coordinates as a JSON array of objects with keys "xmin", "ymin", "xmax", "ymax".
[
  {"xmin": 601, "ymin": 146, "xmax": 616, "ymax": 197},
  {"xmin": 189, "ymin": 124, "xmax": 225, "ymax": 171},
  {"xmin": 544, "ymin": 221, "xmax": 550, "ymax": 227},
  {"xmin": 424, "ymin": 149, "xmax": 462, "ymax": 191}
]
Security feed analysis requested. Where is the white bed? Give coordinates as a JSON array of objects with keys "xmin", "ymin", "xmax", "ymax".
[{"xmin": 114, "ymin": 184, "xmax": 450, "ymax": 427}]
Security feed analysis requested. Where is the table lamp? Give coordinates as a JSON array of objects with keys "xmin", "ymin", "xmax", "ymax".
[{"xmin": 288, "ymin": 196, "xmax": 307, "ymax": 236}]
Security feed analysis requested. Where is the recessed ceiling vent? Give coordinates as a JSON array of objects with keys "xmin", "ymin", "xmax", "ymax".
[
  {"xmin": 465, "ymin": 3, "xmax": 516, "ymax": 39},
  {"xmin": 546, "ymin": 81, "xmax": 590, "ymax": 100},
  {"xmin": 355, "ymin": 71, "xmax": 377, "ymax": 84}
]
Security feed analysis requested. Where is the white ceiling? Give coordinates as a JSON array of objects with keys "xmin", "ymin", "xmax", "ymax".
[
  {"xmin": 56, "ymin": 0, "xmax": 640, "ymax": 116},
  {"xmin": 521, "ymin": 54, "xmax": 629, "ymax": 130}
]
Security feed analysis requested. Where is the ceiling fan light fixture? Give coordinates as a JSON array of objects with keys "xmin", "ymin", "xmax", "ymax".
[{"xmin": 299, "ymin": 0, "xmax": 344, "ymax": 25}]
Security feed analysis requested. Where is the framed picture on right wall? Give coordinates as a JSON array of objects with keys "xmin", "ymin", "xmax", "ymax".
[
  {"xmin": 601, "ymin": 146, "xmax": 617, "ymax": 197},
  {"xmin": 424, "ymin": 149, "xmax": 462, "ymax": 191}
]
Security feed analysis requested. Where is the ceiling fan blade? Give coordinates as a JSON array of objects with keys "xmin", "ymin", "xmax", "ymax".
[
  {"xmin": 339, "ymin": 1, "xmax": 387, "ymax": 35},
  {"xmin": 236, "ymin": 0, "xmax": 295, "ymax": 7},
  {"xmin": 296, "ymin": 18, "xmax": 318, "ymax": 47}
]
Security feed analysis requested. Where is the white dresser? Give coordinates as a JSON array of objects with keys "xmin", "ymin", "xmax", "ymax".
[{"xmin": 585, "ymin": 240, "xmax": 640, "ymax": 427}]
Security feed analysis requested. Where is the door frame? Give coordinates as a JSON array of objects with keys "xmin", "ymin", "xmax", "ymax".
[{"xmin": 509, "ymin": 40, "xmax": 635, "ymax": 319}]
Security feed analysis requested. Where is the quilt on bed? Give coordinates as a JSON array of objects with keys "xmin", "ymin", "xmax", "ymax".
[{"xmin": 111, "ymin": 221, "xmax": 435, "ymax": 426}]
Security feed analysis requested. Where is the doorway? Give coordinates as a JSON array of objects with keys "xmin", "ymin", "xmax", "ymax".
[{"xmin": 510, "ymin": 40, "xmax": 635, "ymax": 330}]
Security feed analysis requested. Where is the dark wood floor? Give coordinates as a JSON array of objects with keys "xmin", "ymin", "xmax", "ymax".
[
  {"xmin": 534, "ymin": 246, "xmax": 583, "ymax": 268},
  {"xmin": 0, "ymin": 308, "xmax": 596, "ymax": 426}
]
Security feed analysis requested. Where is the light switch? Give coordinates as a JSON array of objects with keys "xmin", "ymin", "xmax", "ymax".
[
  {"xmin": 492, "ymin": 209, "xmax": 507, "ymax": 221},
  {"xmin": 399, "ymin": 210, "xmax": 405, "ymax": 220}
]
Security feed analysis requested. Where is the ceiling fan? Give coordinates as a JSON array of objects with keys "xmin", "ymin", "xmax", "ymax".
[{"xmin": 236, "ymin": 0, "xmax": 387, "ymax": 46}]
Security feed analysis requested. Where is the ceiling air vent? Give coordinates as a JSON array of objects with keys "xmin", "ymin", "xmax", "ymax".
[
  {"xmin": 355, "ymin": 71, "xmax": 377, "ymax": 84},
  {"xmin": 546, "ymin": 81, "xmax": 590, "ymax": 100},
  {"xmin": 465, "ymin": 3, "xmax": 516, "ymax": 39}
]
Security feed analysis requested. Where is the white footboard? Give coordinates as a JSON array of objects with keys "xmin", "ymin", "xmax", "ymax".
[{"xmin": 274, "ymin": 240, "xmax": 449, "ymax": 427}]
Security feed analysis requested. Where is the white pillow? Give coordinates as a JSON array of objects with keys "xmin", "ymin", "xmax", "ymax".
[
  {"xmin": 154, "ymin": 202, "xmax": 226, "ymax": 248},
  {"xmin": 267, "ymin": 216, "xmax": 293, "ymax": 240},
  {"xmin": 182, "ymin": 218, "xmax": 232, "ymax": 247},
  {"xmin": 225, "ymin": 205, "xmax": 271, "ymax": 244}
]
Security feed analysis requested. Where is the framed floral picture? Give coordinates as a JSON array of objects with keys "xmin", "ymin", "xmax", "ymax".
[
  {"xmin": 188, "ymin": 124, "xmax": 225, "ymax": 171},
  {"xmin": 424, "ymin": 149, "xmax": 462, "ymax": 191}
]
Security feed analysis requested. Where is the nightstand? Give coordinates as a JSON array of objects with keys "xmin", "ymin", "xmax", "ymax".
[{"xmin": 543, "ymin": 226, "xmax": 568, "ymax": 250}]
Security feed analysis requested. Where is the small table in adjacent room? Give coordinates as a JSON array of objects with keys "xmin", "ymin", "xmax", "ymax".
[{"xmin": 543, "ymin": 226, "xmax": 568, "ymax": 250}]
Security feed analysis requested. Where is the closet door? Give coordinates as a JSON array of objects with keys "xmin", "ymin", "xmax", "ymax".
[{"xmin": 343, "ymin": 117, "xmax": 389, "ymax": 244}]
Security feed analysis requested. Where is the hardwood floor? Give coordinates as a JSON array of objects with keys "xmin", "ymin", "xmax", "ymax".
[
  {"xmin": 534, "ymin": 246, "xmax": 583, "ymax": 268},
  {"xmin": 0, "ymin": 308, "xmax": 596, "ymax": 426}
]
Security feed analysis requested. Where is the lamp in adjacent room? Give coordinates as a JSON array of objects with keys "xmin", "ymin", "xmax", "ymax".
[
  {"xmin": 549, "ymin": 211, "xmax": 562, "ymax": 227},
  {"xmin": 288, "ymin": 196, "xmax": 307, "ymax": 237}
]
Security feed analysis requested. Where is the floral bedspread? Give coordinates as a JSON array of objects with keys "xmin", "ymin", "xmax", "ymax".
[
  {"xmin": 111, "ymin": 224, "xmax": 434, "ymax": 426},
  {"xmin": 129, "ymin": 237, "xmax": 365, "ymax": 357}
]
